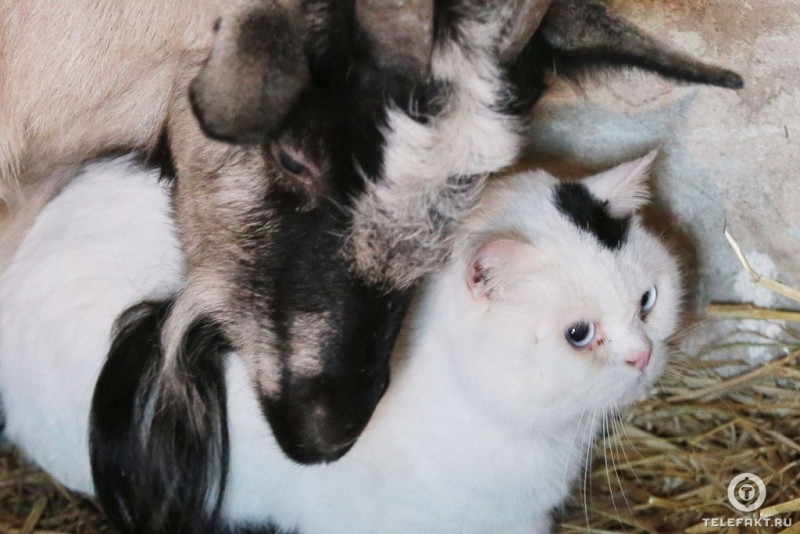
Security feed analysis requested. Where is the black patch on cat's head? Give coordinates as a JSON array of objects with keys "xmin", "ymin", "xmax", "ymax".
[{"xmin": 554, "ymin": 182, "xmax": 630, "ymax": 250}]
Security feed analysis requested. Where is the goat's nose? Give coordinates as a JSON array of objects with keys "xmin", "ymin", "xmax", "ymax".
[{"xmin": 625, "ymin": 350, "xmax": 651, "ymax": 371}]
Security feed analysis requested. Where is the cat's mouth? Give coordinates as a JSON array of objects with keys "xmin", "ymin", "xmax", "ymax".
[{"xmin": 617, "ymin": 356, "xmax": 665, "ymax": 406}]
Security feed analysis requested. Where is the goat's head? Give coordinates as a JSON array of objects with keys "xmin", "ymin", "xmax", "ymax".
[
  {"xmin": 127, "ymin": 0, "xmax": 744, "ymax": 465},
  {"xmin": 165, "ymin": 0, "xmax": 442, "ymax": 465},
  {"xmin": 89, "ymin": 3, "xmax": 743, "ymax": 529}
]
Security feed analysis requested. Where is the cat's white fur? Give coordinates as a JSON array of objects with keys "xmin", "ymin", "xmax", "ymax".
[
  {"xmin": 0, "ymin": 157, "xmax": 183, "ymax": 492},
  {"xmin": 0, "ymin": 153, "xmax": 680, "ymax": 532}
]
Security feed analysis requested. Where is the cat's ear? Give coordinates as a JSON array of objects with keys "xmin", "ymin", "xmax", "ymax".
[
  {"xmin": 468, "ymin": 239, "xmax": 537, "ymax": 300},
  {"xmin": 583, "ymin": 150, "xmax": 657, "ymax": 217}
]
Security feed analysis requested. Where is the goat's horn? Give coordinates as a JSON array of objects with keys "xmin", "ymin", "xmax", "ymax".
[
  {"xmin": 499, "ymin": 0, "xmax": 553, "ymax": 62},
  {"xmin": 355, "ymin": 0, "xmax": 434, "ymax": 76}
]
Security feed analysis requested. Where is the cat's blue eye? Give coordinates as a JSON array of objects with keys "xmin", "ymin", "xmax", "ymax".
[
  {"xmin": 640, "ymin": 285, "xmax": 657, "ymax": 316},
  {"xmin": 565, "ymin": 321, "xmax": 595, "ymax": 348}
]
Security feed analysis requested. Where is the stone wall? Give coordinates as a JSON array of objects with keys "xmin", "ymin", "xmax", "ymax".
[{"xmin": 526, "ymin": 0, "xmax": 800, "ymax": 313}]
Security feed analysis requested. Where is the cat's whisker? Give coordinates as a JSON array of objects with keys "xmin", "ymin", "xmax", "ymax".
[
  {"xmin": 658, "ymin": 353, "xmax": 709, "ymax": 390},
  {"xmin": 563, "ymin": 407, "xmax": 590, "ymax": 487},
  {"xmin": 601, "ymin": 410, "xmax": 624, "ymax": 526},
  {"xmin": 667, "ymin": 318, "xmax": 716, "ymax": 346},
  {"xmin": 608, "ymin": 407, "xmax": 635, "ymax": 519},
  {"xmin": 613, "ymin": 405, "xmax": 646, "ymax": 470},
  {"xmin": 783, "ymin": 324, "xmax": 800, "ymax": 341},
  {"xmin": 581, "ymin": 406, "xmax": 598, "ymax": 529}
]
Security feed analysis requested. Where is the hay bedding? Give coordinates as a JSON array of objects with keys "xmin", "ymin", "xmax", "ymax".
[
  {"xmin": 557, "ymin": 321, "xmax": 800, "ymax": 533},
  {"xmin": 0, "ymin": 445, "xmax": 110, "ymax": 533}
]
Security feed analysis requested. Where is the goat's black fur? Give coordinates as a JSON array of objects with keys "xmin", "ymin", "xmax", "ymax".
[
  {"xmin": 234, "ymin": 179, "xmax": 413, "ymax": 462},
  {"xmin": 149, "ymin": 128, "xmax": 177, "ymax": 184},
  {"xmin": 91, "ymin": 300, "xmax": 231, "ymax": 533}
]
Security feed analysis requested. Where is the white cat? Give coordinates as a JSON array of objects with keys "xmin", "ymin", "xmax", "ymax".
[{"xmin": 0, "ymin": 151, "xmax": 680, "ymax": 533}]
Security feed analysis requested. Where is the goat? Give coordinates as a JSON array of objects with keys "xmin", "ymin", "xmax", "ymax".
[{"xmin": 1, "ymin": 0, "xmax": 742, "ymax": 466}]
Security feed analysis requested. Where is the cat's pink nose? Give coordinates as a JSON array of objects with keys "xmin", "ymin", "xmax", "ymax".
[{"xmin": 625, "ymin": 350, "xmax": 651, "ymax": 370}]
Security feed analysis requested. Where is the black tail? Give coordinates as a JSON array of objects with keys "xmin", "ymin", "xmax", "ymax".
[{"xmin": 90, "ymin": 300, "xmax": 232, "ymax": 533}]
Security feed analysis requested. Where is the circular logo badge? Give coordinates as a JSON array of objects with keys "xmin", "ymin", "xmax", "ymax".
[{"xmin": 728, "ymin": 473, "xmax": 766, "ymax": 513}]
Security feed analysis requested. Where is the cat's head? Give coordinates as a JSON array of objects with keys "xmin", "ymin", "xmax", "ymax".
[{"xmin": 431, "ymin": 151, "xmax": 681, "ymax": 428}]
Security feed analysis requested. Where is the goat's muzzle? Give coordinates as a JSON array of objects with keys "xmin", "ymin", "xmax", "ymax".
[{"xmin": 260, "ymin": 369, "xmax": 391, "ymax": 464}]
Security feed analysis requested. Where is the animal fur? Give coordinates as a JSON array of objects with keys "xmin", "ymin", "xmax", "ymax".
[
  {"xmin": 0, "ymin": 0, "xmax": 739, "ymax": 465},
  {"xmin": 0, "ymin": 151, "xmax": 682, "ymax": 532}
]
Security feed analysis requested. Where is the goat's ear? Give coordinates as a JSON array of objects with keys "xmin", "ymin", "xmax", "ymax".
[
  {"xmin": 90, "ymin": 300, "xmax": 231, "ymax": 533},
  {"xmin": 189, "ymin": 1, "xmax": 310, "ymax": 143},
  {"xmin": 583, "ymin": 150, "xmax": 657, "ymax": 217},
  {"xmin": 536, "ymin": 0, "xmax": 743, "ymax": 89}
]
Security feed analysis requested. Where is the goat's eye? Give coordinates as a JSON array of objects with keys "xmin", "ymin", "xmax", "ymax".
[
  {"xmin": 640, "ymin": 286, "xmax": 657, "ymax": 318},
  {"xmin": 271, "ymin": 141, "xmax": 314, "ymax": 179},
  {"xmin": 269, "ymin": 141, "xmax": 328, "ymax": 203},
  {"xmin": 277, "ymin": 149, "xmax": 310, "ymax": 177},
  {"xmin": 565, "ymin": 321, "xmax": 595, "ymax": 349}
]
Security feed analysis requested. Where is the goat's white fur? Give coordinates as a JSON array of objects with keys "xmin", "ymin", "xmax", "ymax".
[{"xmin": 347, "ymin": 16, "xmax": 522, "ymax": 289}]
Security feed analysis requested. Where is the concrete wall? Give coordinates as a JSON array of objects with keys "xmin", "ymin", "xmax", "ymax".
[{"xmin": 525, "ymin": 0, "xmax": 800, "ymax": 314}]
